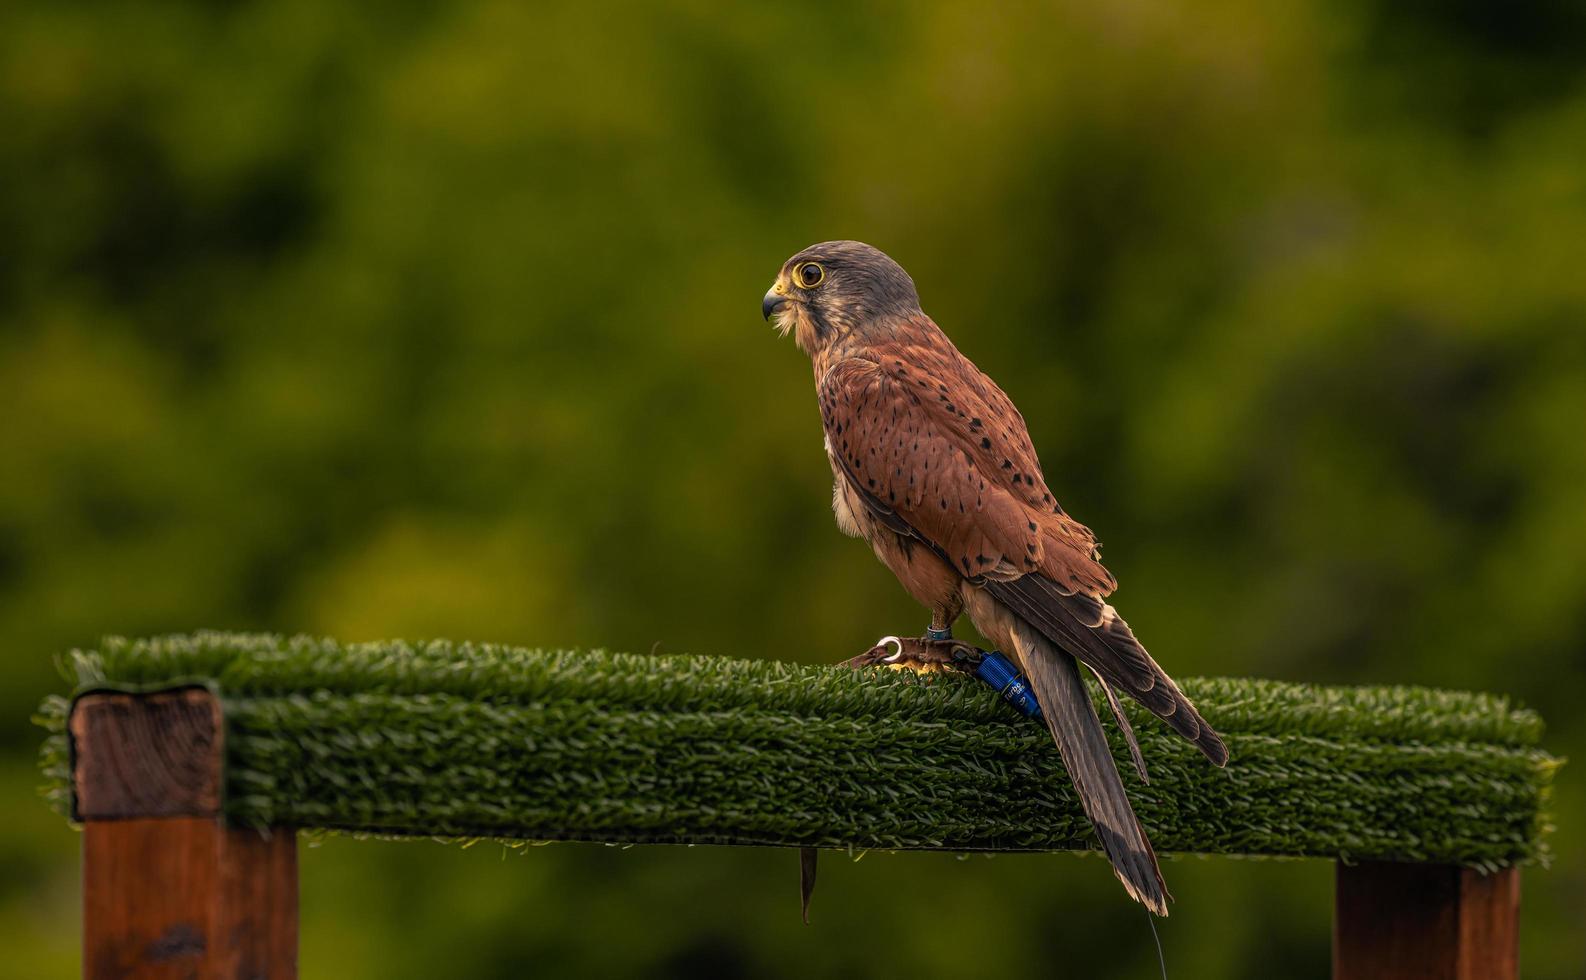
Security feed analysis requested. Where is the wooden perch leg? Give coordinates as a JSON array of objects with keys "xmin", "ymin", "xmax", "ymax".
[
  {"xmin": 82, "ymin": 818, "xmax": 296, "ymax": 979},
  {"xmin": 1333, "ymin": 861, "xmax": 1518, "ymax": 980},
  {"xmin": 71, "ymin": 689, "xmax": 297, "ymax": 980}
]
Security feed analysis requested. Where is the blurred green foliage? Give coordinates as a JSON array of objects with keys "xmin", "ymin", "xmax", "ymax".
[{"xmin": 2, "ymin": 1, "xmax": 1581, "ymax": 976}]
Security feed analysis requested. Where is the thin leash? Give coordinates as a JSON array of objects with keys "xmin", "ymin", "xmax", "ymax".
[{"xmin": 1146, "ymin": 909, "xmax": 1167, "ymax": 980}]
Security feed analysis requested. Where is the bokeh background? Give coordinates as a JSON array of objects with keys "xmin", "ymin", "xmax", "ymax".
[{"xmin": 3, "ymin": 1, "xmax": 1582, "ymax": 976}]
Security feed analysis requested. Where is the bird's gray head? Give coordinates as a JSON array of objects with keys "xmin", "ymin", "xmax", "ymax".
[{"xmin": 762, "ymin": 241, "xmax": 922, "ymax": 354}]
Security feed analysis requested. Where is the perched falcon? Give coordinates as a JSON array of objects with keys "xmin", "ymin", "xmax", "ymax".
[{"xmin": 764, "ymin": 240, "xmax": 1228, "ymax": 915}]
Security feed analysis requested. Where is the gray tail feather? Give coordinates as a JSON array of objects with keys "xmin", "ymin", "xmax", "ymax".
[
  {"xmin": 987, "ymin": 575, "xmax": 1229, "ymax": 768},
  {"xmin": 1010, "ymin": 618, "xmax": 1171, "ymax": 916},
  {"xmin": 1088, "ymin": 665, "xmax": 1149, "ymax": 784}
]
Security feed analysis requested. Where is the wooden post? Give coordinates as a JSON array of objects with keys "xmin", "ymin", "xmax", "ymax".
[
  {"xmin": 70, "ymin": 688, "xmax": 297, "ymax": 980},
  {"xmin": 1333, "ymin": 861, "xmax": 1519, "ymax": 980}
]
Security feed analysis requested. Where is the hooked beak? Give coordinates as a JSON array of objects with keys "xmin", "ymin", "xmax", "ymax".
[{"xmin": 762, "ymin": 288, "xmax": 788, "ymax": 321}]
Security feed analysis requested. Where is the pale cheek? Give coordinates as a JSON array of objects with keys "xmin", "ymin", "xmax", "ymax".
[{"xmin": 795, "ymin": 313, "xmax": 824, "ymax": 355}]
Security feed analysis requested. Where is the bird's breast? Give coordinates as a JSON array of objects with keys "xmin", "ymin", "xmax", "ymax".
[{"xmin": 824, "ymin": 442, "xmax": 865, "ymax": 539}]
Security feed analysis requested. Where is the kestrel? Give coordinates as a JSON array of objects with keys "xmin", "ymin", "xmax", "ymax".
[{"xmin": 764, "ymin": 241, "xmax": 1228, "ymax": 915}]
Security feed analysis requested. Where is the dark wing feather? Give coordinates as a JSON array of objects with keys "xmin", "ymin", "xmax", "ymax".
[{"xmin": 988, "ymin": 576, "xmax": 1229, "ymax": 767}]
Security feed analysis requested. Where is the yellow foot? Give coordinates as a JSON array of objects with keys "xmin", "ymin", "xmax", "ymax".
[{"xmin": 840, "ymin": 636, "xmax": 979, "ymax": 672}]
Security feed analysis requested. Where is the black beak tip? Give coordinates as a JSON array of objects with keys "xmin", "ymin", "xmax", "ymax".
[{"xmin": 762, "ymin": 292, "xmax": 787, "ymax": 321}]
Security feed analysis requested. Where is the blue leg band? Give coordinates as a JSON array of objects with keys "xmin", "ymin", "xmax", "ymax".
[{"xmin": 970, "ymin": 650, "xmax": 1044, "ymax": 721}]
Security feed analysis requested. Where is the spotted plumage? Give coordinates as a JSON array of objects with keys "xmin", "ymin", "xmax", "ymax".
[{"xmin": 765, "ymin": 240, "xmax": 1228, "ymax": 915}]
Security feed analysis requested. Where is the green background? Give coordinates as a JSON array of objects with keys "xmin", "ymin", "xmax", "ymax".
[{"xmin": 2, "ymin": 1, "xmax": 1581, "ymax": 976}]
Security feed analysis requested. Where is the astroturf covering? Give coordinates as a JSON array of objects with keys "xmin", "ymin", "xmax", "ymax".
[{"xmin": 37, "ymin": 632, "xmax": 1558, "ymax": 869}]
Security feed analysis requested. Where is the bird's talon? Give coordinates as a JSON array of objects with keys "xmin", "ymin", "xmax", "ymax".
[{"xmin": 840, "ymin": 635, "xmax": 977, "ymax": 672}]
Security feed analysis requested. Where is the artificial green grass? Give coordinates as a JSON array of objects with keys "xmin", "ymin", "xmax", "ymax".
[{"xmin": 37, "ymin": 632, "xmax": 1559, "ymax": 869}]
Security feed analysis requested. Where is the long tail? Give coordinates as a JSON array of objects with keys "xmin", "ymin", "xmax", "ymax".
[
  {"xmin": 1008, "ymin": 616, "xmax": 1170, "ymax": 916},
  {"xmin": 989, "ymin": 575, "xmax": 1229, "ymax": 767}
]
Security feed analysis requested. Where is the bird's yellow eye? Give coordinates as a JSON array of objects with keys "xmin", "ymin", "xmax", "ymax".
[{"xmin": 796, "ymin": 262, "xmax": 825, "ymax": 288}]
